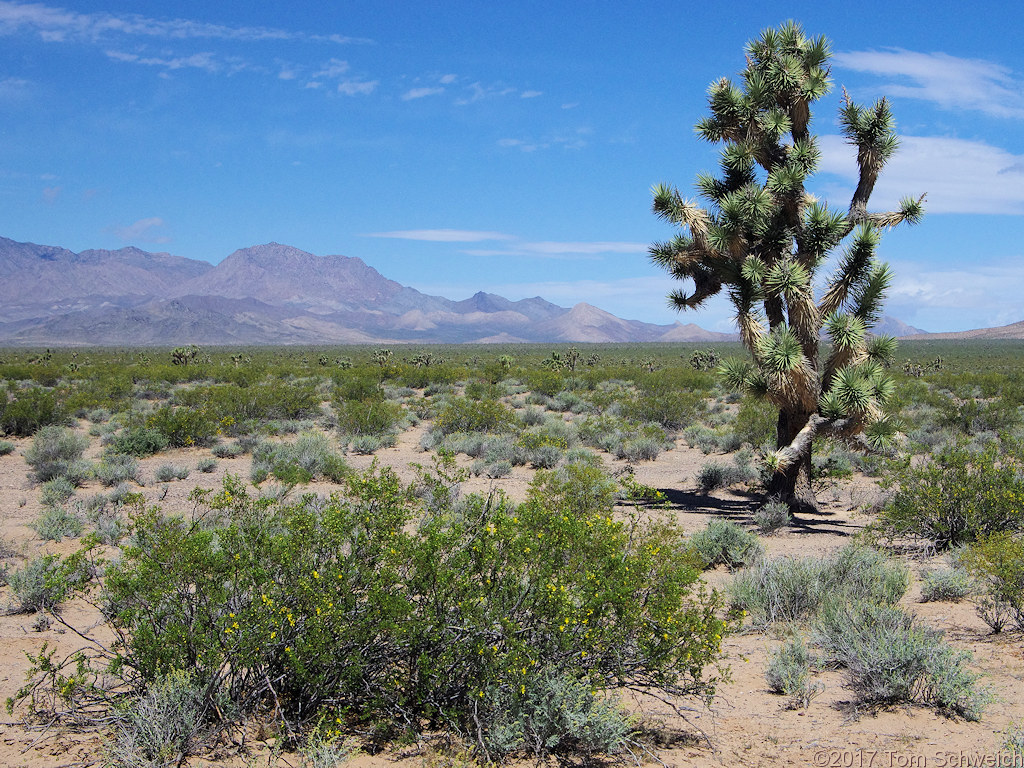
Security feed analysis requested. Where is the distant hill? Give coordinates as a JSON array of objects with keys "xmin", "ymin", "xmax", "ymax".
[
  {"xmin": 903, "ymin": 320, "xmax": 1024, "ymax": 341},
  {"xmin": 0, "ymin": 237, "xmax": 740, "ymax": 346}
]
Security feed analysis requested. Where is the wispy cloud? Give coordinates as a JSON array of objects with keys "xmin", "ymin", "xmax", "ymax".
[
  {"xmin": 401, "ymin": 86, "xmax": 444, "ymax": 101},
  {"xmin": 818, "ymin": 134, "xmax": 1024, "ymax": 215},
  {"xmin": 105, "ymin": 49, "xmax": 225, "ymax": 74},
  {"xmin": 0, "ymin": 1, "xmax": 370, "ymax": 44},
  {"xmin": 463, "ymin": 241, "xmax": 646, "ymax": 259},
  {"xmin": 0, "ymin": 75, "xmax": 29, "ymax": 98},
  {"xmin": 113, "ymin": 216, "xmax": 169, "ymax": 243},
  {"xmin": 365, "ymin": 229, "xmax": 645, "ymax": 260},
  {"xmin": 834, "ymin": 48, "xmax": 1024, "ymax": 119},
  {"xmin": 886, "ymin": 258, "xmax": 1024, "ymax": 331},
  {"xmin": 337, "ymin": 79, "xmax": 377, "ymax": 96},
  {"xmin": 498, "ymin": 127, "xmax": 591, "ymax": 152},
  {"xmin": 520, "ymin": 90, "xmax": 542, "ymax": 99},
  {"xmin": 454, "ymin": 81, "xmax": 516, "ymax": 105},
  {"xmin": 41, "ymin": 185, "xmax": 60, "ymax": 203},
  {"xmin": 365, "ymin": 229, "xmax": 515, "ymax": 243}
]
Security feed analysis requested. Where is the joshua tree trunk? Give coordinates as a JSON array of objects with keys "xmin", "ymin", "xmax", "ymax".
[{"xmin": 768, "ymin": 410, "xmax": 818, "ymax": 514}]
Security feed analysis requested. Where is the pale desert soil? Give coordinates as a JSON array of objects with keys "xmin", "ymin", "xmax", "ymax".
[{"xmin": 1, "ymin": 418, "xmax": 1022, "ymax": 768}]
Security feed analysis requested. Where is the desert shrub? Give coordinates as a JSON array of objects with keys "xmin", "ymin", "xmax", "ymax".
[
  {"xmin": 145, "ymin": 405, "xmax": 217, "ymax": 449},
  {"xmin": 433, "ymin": 397, "xmax": 516, "ymax": 436},
  {"xmin": 484, "ymin": 667, "xmax": 633, "ymax": 760},
  {"xmin": 938, "ymin": 398, "xmax": 1020, "ymax": 436},
  {"xmin": 687, "ymin": 520, "xmax": 763, "ymax": 571},
  {"xmin": 335, "ymin": 398, "xmax": 404, "ymax": 437},
  {"xmin": 40, "ymin": 477, "xmax": 76, "ymax": 507},
  {"xmin": 5, "ymin": 554, "xmax": 73, "ymax": 612},
  {"xmin": 0, "ymin": 386, "xmax": 68, "ymax": 436},
  {"xmin": 920, "ymin": 568, "xmax": 973, "ymax": 603},
  {"xmin": 177, "ymin": 380, "xmax": 320, "ymax": 424},
  {"xmin": 622, "ymin": 385, "xmax": 705, "ymax": 432},
  {"xmin": 95, "ymin": 454, "xmax": 141, "ymax": 487},
  {"xmin": 485, "ymin": 460, "xmax": 513, "ymax": 479},
  {"xmin": 959, "ymin": 533, "xmax": 1024, "ymax": 633},
  {"xmin": 23, "ymin": 425, "xmax": 90, "ymax": 484},
  {"xmin": 814, "ymin": 601, "xmax": 987, "ymax": 719},
  {"xmin": 695, "ymin": 461, "xmax": 740, "ymax": 493},
  {"xmin": 154, "ymin": 464, "xmax": 190, "ymax": 483},
  {"xmin": 730, "ymin": 545, "xmax": 909, "ymax": 627},
  {"xmin": 348, "ymin": 434, "xmax": 397, "ymax": 455},
  {"xmin": 732, "ymin": 396, "xmax": 776, "ymax": 448},
  {"xmin": 682, "ymin": 424, "xmax": 721, "ymax": 454},
  {"xmin": 333, "ymin": 372, "xmax": 384, "ymax": 402},
  {"xmin": 211, "ymin": 442, "xmax": 243, "ymax": 458},
  {"xmin": 812, "ymin": 446, "xmax": 856, "ymax": 480},
  {"xmin": 753, "ymin": 499, "xmax": 790, "ymax": 535},
  {"xmin": 251, "ymin": 432, "xmax": 350, "ymax": 485},
  {"xmin": 879, "ymin": 442, "xmax": 1024, "ymax": 550},
  {"xmin": 529, "ymin": 443, "xmax": 563, "ymax": 469},
  {"xmin": 0, "ymin": 440, "xmax": 14, "ymax": 455},
  {"xmin": 88, "ymin": 408, "xmax": 112, "ymax": 424},
  {"xmin": 525, "ymin": 369, "xmax": 564, "ymax": 398},
  {"xmin": 105, "ymin": 670, "xmax": 212, "ymax": 768},
  {"xmin": 32, "ymin": 505, "xmax": 85, "ymax": 542},
  {"xmin": 55, "ymin": 464, "xmax": 730, "ymax": 752},
  {"xmin": 518, "ymin": 406, "xmax": 546, "ymax": 426},
  {"xmin": 109, "ymin": 426, "xmax": 169, "ymax": 458},
  {"xmin": 765, "ymin": 635, "xmax": 821, "ymax": 708},
  {"xmin": 196, "ymin": 457, "xmax": 217, "ymax": 474}
]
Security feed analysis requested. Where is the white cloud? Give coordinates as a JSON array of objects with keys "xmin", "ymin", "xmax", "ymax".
[
  {"xmin": 365, "ymin": 229, "xmax": 515, "ymax": 243},
  {"xmin": 105, "ymin": 49, "xmax": 222, "ymax": 73},
  {"xmin": 463, "ymin": 241, "xmax": 647, "ymax": 259},
  {"xmin": 817, "ymin": 134, "xmax": 1024, "ymax": 215},
  {"xmin": 439, "ymin": 73, "xmax": 457, "ymax": 85},
  {"xmin": 113, "ymin": 216, "xmax": 169, "ymax": 243},
  {"xmin": 834, "ymin": 49, "xmax": 1024, "ymax": 119},
  {"xmin": 454, "ymin": 81, "xmax": 515, "ymax": 105},
  {"xmin": 497, "ymin": 127, "xmax": 590, "ymax": 152},
  {"xmin": 0, "ymin": 1, "xmax": 370, "ymax": 44},
  {"xmin": 520, "ymin": 90, "xmax": 542, "ymax": 98},
  {"xmin": 0, "ymin": 75, "xmax": 29, "ymax": 98},
  {"xmin": 41, "ymin": 185, "xmax": 60, "ymax": 203},
  {"xmin": 312, "ymin": 58, "xmax": 349, "ymax": 79},
  {"xmin": 886, "ymin": 258, "xmax": 1024, "ymax": 331},
  {"xmin": 337, "ymin": 79, "xmax": 377, "ymax": 96},
  {"xmin": 401, "ymin": 86, "xmax": 444, "ymax": 101}
]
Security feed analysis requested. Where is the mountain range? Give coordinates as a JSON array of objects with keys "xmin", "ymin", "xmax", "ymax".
[{"xmin": 0, "ymin": 236, "xmax": 939, "ymax": 346}]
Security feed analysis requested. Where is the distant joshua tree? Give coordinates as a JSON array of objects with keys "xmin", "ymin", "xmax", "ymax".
[{"xmin": 648, "ymin": 22, "xmax": 923, "ymax": 513}]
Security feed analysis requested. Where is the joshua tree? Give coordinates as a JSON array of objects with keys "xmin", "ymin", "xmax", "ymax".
[{"xmin": 649, "ymin": 22, "xmax": 923, "ymax": 513}]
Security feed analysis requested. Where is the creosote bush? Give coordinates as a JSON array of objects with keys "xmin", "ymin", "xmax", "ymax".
[{"xmin": 19, "ymin": 462, "xmax": 730, "ymax": 757}]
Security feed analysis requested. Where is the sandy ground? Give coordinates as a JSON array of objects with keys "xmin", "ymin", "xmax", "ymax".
[{"xmin": 1, "ymin": 418, "xmax": 1022, "ymax": 768}]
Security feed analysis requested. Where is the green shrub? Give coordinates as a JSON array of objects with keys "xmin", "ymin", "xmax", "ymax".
[
  {"xmin": 335, "ymin": 398, "xmax": 404, "ymax": 437},
  {"xmin": 730, "ymin": 545, "xmax": 909, "ymax": 627},
  {"xmin": 687, "ymin": 520, "xmax": 763, "ymax": 571},
  {"xmin": 251, "ymin": 432, "xmax": 350, "ymax": 485},
  {"xmin": 920, "ymin": 568, "xmax": 972, "ymax": 603},
  {"xmin": 695, "ymin": 460, "xmax": 753, "ymax": 492},
  {"xmin": 0, "ymin": 440, "xmax": 14, "ymax": 456},
  {"xmin": 196, "ymin": 457, "xmax": 217, "ymax": 474},
  {"xmin": 959, "ymin": 533, "xmax": 1024, "ymax": 633},
  {"xmin": 5, "ymin": 554, "xmax": 73, "ymax": 612},
  {"xmin": 32, "ymin": 505, "xmax": 85, "ymax": 542},
  {"xmin": 95, "ymin": 454, "xmax": 141, "ymax": 487},
  {"xmin": 109, "ymin": 426, "xmax": 169, "ymax": 458},
  {"xmin": 879, "ymin": 442, "xmax": 1024, "ymax": 550},
  {"xmin": 814, "ymin": 601, "xmax": 987, "ymax": 720},
  {"xmin": 23, "ymin": 425, "xmax": 90, "ymax": 484},
  {"xmin": 484, "ymin": 667, "xmax": 633, "ymax": 760},
  {"xmin": 765, "ymin": 635, "xmax": 821, "ymax": 709},
  {"xmin": 732, "ymin": 396, "xmax": 776, "ymax": 448},
  {"xmin": 0, "ymin": 386, "xmax": 67, "ymax": 437},
  {"xmin": 211, "ymin": 442, "xmax": 243, "ymax": 458},
  {"xmin": 146, "ymin": 405, "xmax": 217, "ymax": 448},
  {"xmin": 433, "ymin": 397, "xmax": 516, "ymax": 436},
  {"xmin": 40, "ymin": 477, "xmax": 76, "ymax": 507},
  {"xmin": 105, "ymin": 670, "xmax": 211, "ymax": 768},
  {"xmin": 753, "ymin": 499, "xmax": 790, "ymax": 535},
  {"xmin": 154, "ymin": 464, "xmax": 190, "ymax": 483},
  {"xmin": 75, "ymin": 464, "xmax": 728, "ymax": 748}
]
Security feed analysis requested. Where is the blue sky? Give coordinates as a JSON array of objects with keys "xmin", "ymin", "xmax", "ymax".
[{"xmin": 0, "ymin": 1, "xmax": 1021, "ymax": 333}]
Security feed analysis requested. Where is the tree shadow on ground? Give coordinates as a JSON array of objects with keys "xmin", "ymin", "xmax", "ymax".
[{"xmin": 652, "ymin": 487, "xmax": 860, "ymax": 538}]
